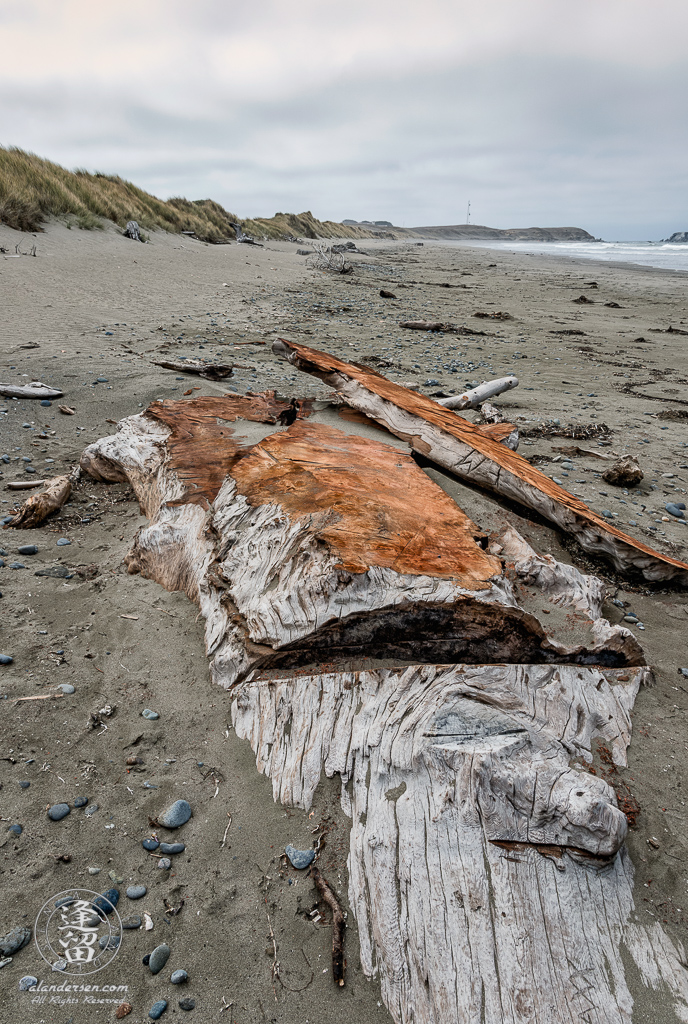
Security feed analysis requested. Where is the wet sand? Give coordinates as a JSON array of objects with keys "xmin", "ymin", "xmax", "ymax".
[{"xmin": 1, "ymin": 220, "xmax": 688, "ymax": 1022}]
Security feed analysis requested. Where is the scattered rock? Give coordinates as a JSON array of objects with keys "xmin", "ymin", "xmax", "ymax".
[
  {"xmin": 285, "ymin": 844, "xmax": 316, "ymax": 869},
  {"xmin": 99, "ymin": 934, "xmax": 120, "ymax": 950},
  {"xmin": 157, "ymin": 857, "xmax": 172, "ymax": 870},
  {"xmin": 149, "ymin": 1000, "xmax": 168, "ymax": 1020},
  {"xmin": 170, "ymin": 969, "xmax": 188, "ymax": 984},
  {"xmin": 122, "ymin": 915, "xmax": 142, "ymax": 930},
  {"xmin": 126, "ymin": 885, "xmax": 147, "ymax": 900},
  {"xmin": 149, "ymin": 942, "xmax": 171, "ymax": 974},
  {"xmin": 19, "ymin": 780, "xmax": 30, "ymax": 789},
  {"xmin": 92, "ymin": 888, "xmax": 119, "ymax": 914},
  {"xmin": 142, "ymin": 838, "xmax": 160, "ymax": 851},
  {"xmin": 159, "ymin": 842, "xmax": 185, "ymax": 855},
  {"xmin": 142, "ymin": 709, "xmax": 160, "ymax": 720},
  {"xmin": 58, "ymin": 684, "xmax": 76, "ymax": 695},
  {"xmin": 18, "ymin": 976, "xmax": 37, "ymax": 991},
  {"xmin": 47, "ymin": 803, "xmax": 70, "ymax": 821},
  {"xmin": 157, "ymin": 799, "xmax": 192, "ymax": 829},
  {"xmin": 380, "ymin": 289, "xmax": 397, "ymax": 298},
  {"xmin": 73, "ymin": 795, "xmax": 88, "ymax": 807},
  {"xmin": 0, "ymin": 925, "xmax": 31, "ymax": 956},
  {"xmin": 84, "ymin": 804, "xmax": 99, "ymax": 816},
  {"xmin": 602, "ymin": 456, "xmax": 643, "ymax": 488},
  {"xmin": 56, "ymin": 538, "xmax": 71, "ymax": 546},
  {"xmin": 666, "ymin": 502, "xmax": 686, "ymax": 519},
  {"xmin": 115, "ymin": 1004, "xmax": 133, "ymax": 1019},
  {"xmin": 178, "ymin": 998, "xmax": 196, "ymax": 1011},
  {"xmin": 88, "ymin": 866, "xmax": 101, "ymax": 875},
  {"xmin": 17, "ymin": 545, "xmax": 38, "ymax": 555},
  {"xmin": 34, "ymin": 566, "xmax": 74, "ymax": 579},
  {"xmin": 0, "ymin": 655, "xmax": 13, "ymax": 665},
  {"xmin": 8, "ymin": 824, "xmax": 22, "ymax": 835}
]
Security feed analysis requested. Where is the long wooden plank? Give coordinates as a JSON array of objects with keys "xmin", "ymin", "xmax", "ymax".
[{"xmin": 272, "ymin": 339, "xmax": 688, "ymax": 585}]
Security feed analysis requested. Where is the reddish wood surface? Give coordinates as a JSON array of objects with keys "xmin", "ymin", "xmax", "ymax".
[
  {"xmin": 231, "ymin": 421, "xmax": 500, "ymax": 585},
  {"xmin": 277, "ymin": 339, "xmax": 688, "ymax": 575}
]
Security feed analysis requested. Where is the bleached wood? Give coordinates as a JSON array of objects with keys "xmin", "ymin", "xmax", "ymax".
[
  {"xmin": 4, "ymin": 469, "xmax": 79, "ymax": 527},
  {"xmin": 230, "ymin": 662, "xmax": 688, "ymax": 1024},
  {"xmin": 437, "ymin": 374, "xmax": 519, "ymax": 409},
  {"xmin": 271, "ymin": 339, "xmax": 688, "ymax": 585},
  {"xmin": 0, "ymin": 381, "xmax": 63, "ymax": 399}
]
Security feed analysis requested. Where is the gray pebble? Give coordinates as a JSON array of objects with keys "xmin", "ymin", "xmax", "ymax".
[
  {"xmin": 8, "ymin": 824, "xmax": 22, "ymax": 835},
  {"xmin": 142, "ymin": 708, "xmax": 160, "ymax": 720},
  {"xmin": 48, "ymin": 803, "xmax": 70, "ymax": 821},
  {"xmin": 0, "ymin": 655, "xmax": 13, "ymax": 665},
  {"xmin": 142, "ymin": 837, "xmax": 160, "ymax": 851},
  {"xmin": 157, "ymin": 799, "xmax": 192, "ymax": 829},
  {"xmin": 54, "ymin": 897, "xmax": 75, "ymax": 909},
  {"xmin": 171, "ymin": 969, "xmax": 188, "ymax": 984},
  {"xmin": 623, "ymin": 615, "xmax": 638, "ymax": 623},
  {"xmin": 17, "ymin": 545, "xmax": 38, "ymax": 555},
  {"xmin": 40, "ymin": 400, "xmax": 52, "ymax": 407},
  {"xmin": 285, "ymin": 844, "xmax": 316, "ymax": 869},
  {"xmin": 52, "ymin": 959, "xmax": 67, "ymax": 972},
  {"xmin": 665, "ymin": 503, "xmax": 686, "ymax": 518},
  {"xmin": 679, "ymin": 668, "xmax": 688, "ymax": 678},
  {"xmin": 122, "ymin": 915, "xmax": 142, "ymax": 930},
  {"xmin": 0, "ymin": 925, "xmax": 31, "ymax": 956},
  {"xmin": 19, "ymin": 780, "xmax": 30, "ymax": 789},
  {"xmin": 97, "ymin": 377, "xmax": 109, "ymax": 383},
  {"xmin": 149, "ymin": 943, "xmax": 171, "ymax": 974},
  {"xmin": 98, "ymin": 935, "xmax": 120, "ymax": 950},
  {"xmin": 8, "ymin": 562, "xmax": 25, "ymax": 569},
  {"xmin": 84, "ymin": 803, "xmax": 99, "ymax": 816},
  {"xmin": 73, "ymin": 795, "xmax": 88, "ymax": 807},
  {"xmin": 159, "ymin": 842, "xmax": 185, "ymax": 855},
  {"xmin": 88, "ymin": 866, "xmax": 101, "ymax": 875},
  {"xmin": 58, "ymin": 683, "xmax": 75, "ymax": 694},
  {"xmin": 56, "ymin": 538, "xmax": 71, "ymax": 546},
  {"xmin": 18, "ymin": 976, "xmax": 37, "ymax": 991},
  {"xmin": 601, "ymin": 509, "xmax": 613, "ymax": 518},
  {"xmin": 126, "ymin": 885, "xmax": 147, "ymax": 900},
  {"xmin": 179, "ymin": 998, "xmax": 196, "ymax": 1011},
  {"xmin": 157, "ymin": 857, "xmax": 172, "ymax": 870},
  {"xmin": 149, "ymin": 1000, "xmax": 168, "ymax": 1020}
]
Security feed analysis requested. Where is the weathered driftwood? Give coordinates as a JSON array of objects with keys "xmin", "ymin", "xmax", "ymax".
[
  {"xmin": 437, "ymin": 375, "xmax": 518, "ymax": 409},
  {"xmin": 230, "ymin": 661, "xmax": 688, "ymax": 1024},
  {"xmin": 151, "ymin": 360, "xmax": 238, "ymax": 381},
  {"xmin": 123, "ymin": 220, "xmax": 143, "ymax": 242},
  {"xmin": 272, "ymin": 339, "xmax": 688, "ymax": 585},
  {"xmin": 399, "ymin": 319, "xmax": 456, "ymax": 332},
  {"xmin": 80, "ymin": 395, "xmax": 642, "ymax": 689},
  {"xmin": 4, "ymin": 469, "xmax": 79, "ymax": 527},
  {"xmin": 0, "ymin": 381, "xmax": 63, "ymax": 399},
  {"xmin": 5, "ymin": 479, "xmax": 46, "ymax": 490},
  {"xmin": 310, "ymin": 866, "xmax": 346, "ymax": 986},
  {"xmin": 230, "ymin": 222, "xmax": 263, "ymax": 246}
]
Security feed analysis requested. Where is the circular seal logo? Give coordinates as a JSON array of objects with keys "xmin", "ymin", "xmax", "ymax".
[{"xmin": 34, "ymin": 889, "xmax": 123, "ymax": 975}]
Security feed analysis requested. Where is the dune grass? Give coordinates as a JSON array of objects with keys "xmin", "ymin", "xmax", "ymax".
[{"xmin": 0, "ymin": 147, "xmax": 368, "ymax": 242}]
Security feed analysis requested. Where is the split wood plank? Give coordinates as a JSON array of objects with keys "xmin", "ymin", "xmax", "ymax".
[{"xmin": 272, "ymin": 339, "xmax": 688, "ymax": 584}]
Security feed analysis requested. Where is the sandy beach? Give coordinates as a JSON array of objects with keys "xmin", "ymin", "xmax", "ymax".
[{"xmin": 2, "ymin": 221, "xmax": 688, "ymax": 1023}]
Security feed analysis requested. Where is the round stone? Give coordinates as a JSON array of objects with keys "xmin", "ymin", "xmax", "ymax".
[
  {"xmin": 0, "ymin": 655, "xmax": 13, "ymax": 665},
  {"xmin": 17, "ymin": 545, "xmax": 38, "ymax": 555},
  {"xmin": 73, "ymin": 795, "xmax": 88, "ymax": 807},
  {"xmin": 58, "ymin": 684, "xmax": 75, "ymax": 694},
  {"xmin": 148, "ymin": 943, "xmax": 171, "ymax": 975},
  {"xmin": 8, "ymin": 824, "xmax": 22, "ymax": 835},
  {"xmin": 157, "ymin": 857, "xmax": 172, "ymax": 870},
  {"xmin": 84, "ymin": 803, "xmax": 99, "ymax": 816},
  {"xmin": 19, "ymin": 780, "xmax": 30, "ymax": 789},
  {"xmin": 171, "ymin": 969, "xmax": 188, "ymax": 984},
  {"xmin": 56, "ymin": 538, "xmax": 71, "ymax": 546},
  {"xmin": 665, "ymin": 503, "xmax": 686, "ymax": 518},
  {"xmin": 179, "ymin": 998, "xmax": 195, "ymax": 1011},
  {"xmin": 122, "ymin": 915, "xmax": 142, "ymax": 930},
  {"xmin": 99, "ymin": 934, "xmax": 120, "ymax": 950},
  {"xmin": 159, "ymin": 842, "xmax": 185, "ymax": 855},
  {"xmin": 149, "ymin": 1000, "xmax": 168, "ymax": 1020},
  {"xmin": 40, "ymin": 400, "xmax": 52, "ymax": 407},
  {"xmin": 97, "ymin": 377, "xmax": 109, "ymax": 383},
  {"xmin": 142, "ymin": 708, "xmax": 160, "ymax": 720},
  {"xmin": 285, "ymin": 844, "xmax": 316, "ymax": 869},
  {"xmin": 126, "ymin": 885, "xmax": 147, "ymax": 900},
  {"xmin": 92, "ymin": 888, "xmax": 119, "ymax": 914},
  {"xmin": 142, "ymin": 838, "xmax": 160, "ymax": 851},
  {"xmin": 0, "ymin": 926, "xmax": 31, "ymax": 956},
  {"xmin": 157, "ymin": 800, "xmax": 192, "ymax": 829},
  {"xmin": 48, "ymin": 803, "xmax": 70, "ymax": 821},
  {"xmin": 18, "ymin": 976, "xmax": 38, "ymax": 991}
]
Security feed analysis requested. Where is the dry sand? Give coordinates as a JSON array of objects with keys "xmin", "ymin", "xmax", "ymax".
[{"xmin": 1, "ymin": 220, "xmax": 688, "ymax": 1023}]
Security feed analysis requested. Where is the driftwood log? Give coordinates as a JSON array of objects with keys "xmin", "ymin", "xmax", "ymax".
[
  {"xmin": 0, "ymin": 381, "xmax": 63, "ymax": 399},
  {"xmin": 272, "ymin": 339, "xmax": 688, "ymax": 585},
  {"xmin": 151, "ymin": 360, "xmax": 239, "ymax": 381},
  {"xmin": 4, "ymin": 469, "xmax": 79, "ymax": 528},
  {"xmin": 77, "ymin": 391, "xmax": 688, "ymax": 1023},
  {"xmin": 437, "ymin": 374, "xmax": 519, "ymax": 409},
  {"xmin": 123, "ymin": 220, "xmax": 143, "ymax": 241}
]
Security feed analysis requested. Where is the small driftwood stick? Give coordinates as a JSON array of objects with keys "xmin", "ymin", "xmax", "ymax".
[
  {"xmin": 5, "ymin": 469, "xmax": 78, "ymax": 526},
  {"xmin": 0, "ymin": 381, "xmax": 63, "ymax": 399},
  {"xmin": 310, "ymin": 865, "xmax": 345, "ymax": 986},
  {"xmin": 399, "ymin": 320, "xmax": 453, "ymax": 332},
  {"xmin": 6, "ymin": 479, "xmax": 46, "ymax": 491},
  {"xmin": 151, "ymin": 360, "xmax": 237, "ymax": 381},
  {"xmin": 437, "ymin": 376, "xmax": 519, "ymax": 410}
]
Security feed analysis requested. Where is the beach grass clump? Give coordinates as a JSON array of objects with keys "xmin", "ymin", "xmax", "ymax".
[{"xmin": 0, "ymin": 146, "xmax": 372, "ymax": 242}]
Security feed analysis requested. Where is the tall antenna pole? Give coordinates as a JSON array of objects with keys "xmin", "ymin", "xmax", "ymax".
[{"xmin": 466, "ymin": 200, "xmax": 471, "ymax": 224}]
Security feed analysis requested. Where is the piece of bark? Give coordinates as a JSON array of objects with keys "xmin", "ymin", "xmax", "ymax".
[
  {"xmin": 229, "ymin": 660, "xmax": 688, "ymax": 1024},
  {"xmin": 602, "ymin": 455, "xmax": 644, "ymax": 487},
  {"xmin": 437, "ymin": 375, "xmax": 519, "ymax": 409},
  {"xmin": 4, "ymin": 470, "xmax": 77, "ymax": 527},
  {"xmin": 0, "ymin": 381, "xmax": 63, "ymax": 399},
  {"xmin": 81, "ymin": 396, "xmax": 642, "ymax": 689},
  {"xmin": 151, "ymin": 360, "xmax": 236, "ymax": 380},
  {"xmin": 58, "ymin": 405, "xmax": 76, "ymax": 415},
  {"xmin": 271, "ymin": 339, "xmax": 688, "ymax": 585},
  {"xmin": 5, "ymin": 479, "xmax": 46, "ymax": 490}
]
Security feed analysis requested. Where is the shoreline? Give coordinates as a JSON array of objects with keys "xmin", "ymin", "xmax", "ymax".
[{"xmin": 2, "ymin": 222, "xmax": 688, "ymax": 1022}]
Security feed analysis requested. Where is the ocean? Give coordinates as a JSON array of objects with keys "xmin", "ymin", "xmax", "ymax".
[{"xmin": 445, "ymin": 239, "xmax": 688, "ymax": 273}]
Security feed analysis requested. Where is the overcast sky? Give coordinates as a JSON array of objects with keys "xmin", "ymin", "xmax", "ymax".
[{"xmin": 2, "ymin": 0, "xmax": 686, "ymax": 238}]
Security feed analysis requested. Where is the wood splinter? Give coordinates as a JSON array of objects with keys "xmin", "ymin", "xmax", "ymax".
[{"xmin": 310, "ymin": 865, "xmax": 345, "ymax": 986}]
